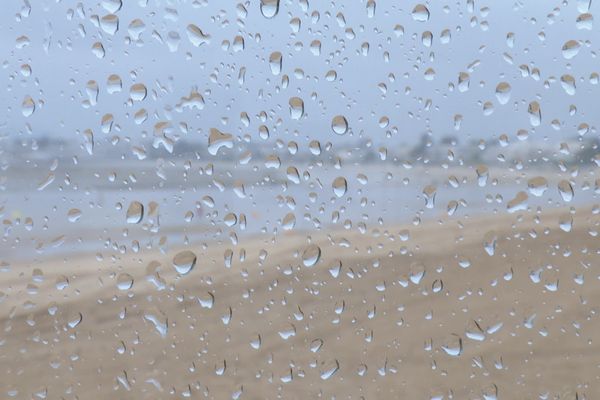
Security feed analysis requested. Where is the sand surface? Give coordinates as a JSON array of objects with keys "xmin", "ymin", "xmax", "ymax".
[{"xmin": 0, "ymin": 207, "xmax": 598, "ymax": 399}]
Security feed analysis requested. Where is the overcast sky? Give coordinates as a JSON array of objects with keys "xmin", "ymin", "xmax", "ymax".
[{"xmin": 1, "ymin": 0, "xmax": 598, "ymax": 150}]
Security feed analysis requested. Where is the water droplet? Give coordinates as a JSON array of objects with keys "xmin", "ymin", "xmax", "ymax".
[
  {"xmin": 173, "ymin": 250, "xmax": 197, "ymax": 275},
  {"xmin": 126, "ymin": 201, "xmax": 144, "ymax": 224},
  {"xmin": 260, "ymin": 0, "xmax": 280, "ymax": 18},
  {"xmin": 558, "ymin": 180, "xmax": 574, "ymax": 202},
  {"xmin": 331, "ymin": 115, "xmax": 348, "ymax": 135},
  {"xmin": 117, "ymin": 273, "xmax": 134, "ymax": 290},
  {"xmin": 507, "ymin": 191, "xmax": 528, "ymax": 213},
  {"xmin": 320, "ymin": 359, "xmax": 339, "ymax": 380},
  {"xmin": 144, "ymin": 309, "xmax": 168, "ymax": 337},
  {"xmin": 411, "ymin": 4, "xmax": 430, "ymax": 21},
  {"xmin": 560, "ymin": 74, "xmax": 576, "ymax": 95},
  {"xmin": 22, "ymin": 96, "xmax": 35, "ymax": 117},
  {"xmin": 67, "ymin": 208, "xmax": 82, "ymax": 222},
  {"xmin": 278, "ymin": 323, "xmax": 296, "ymax": 339},
  {"xmin": 186, "ymin": 24, "xmax": 211, "ymax": 46},
  {"xmin": 289, "ymin": 97, "xmax": 304, "ymax": 120},
  {"xmin": 67, "ymin": 312, "xmax": 83, "ymax": 329},
  {"xmin": 100, "ymin": 14, "xmax": 119, "ymax": 35},
  {"xmin": 576, "ymin": 13, "xmax": 593, "ymax": 30},
  {"xmin": 476, "ymin": 165, "xmax": 489, "ymax": 187},
  {"xmin": 332, "ymin": 177, "xmax": 347, "ymax": 197},
  {"xmin": 423, "ymin": 185, "xmax": 436, "ymax": 209},
  {"xmin": 527, "ymin": 101, "xmax": 541, "ymax": 127},
  {"xmin": 302, "ymin": 244, "xmax": 321, "ymax": 267},
  {"xmin": 562, "ymin": 40, "xmax": 581, "ymax": 59},
  {"xmin": 527, "ymin": 177, "xmax": 548, "ymax": 196},
  {"xmin": 104, "ymin": 77, "xmax": 121, "ymax": 97},
  {"xmin": 129, "ymin": 83, "xmax": 147, "ymax": 101},
  {"xmin": 269, "ymin": 51, "xmax": 282, "ymax": 75},
  {"xmin": 495, "ymin": 82, "xmax": 511, "ymax": 104},
  {"xmin": 282, "ymin": 213, "xmax": 296, "ymax": 230},
  {"xmin": 441, "ymin": 334, "xmax": 463, "ymax": 357},
  {"xmin": 208, "ymin": 128, "xmax": 233, "ymax": 155}
]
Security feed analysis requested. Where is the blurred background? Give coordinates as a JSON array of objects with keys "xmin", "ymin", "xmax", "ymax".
[{"xmin": 0, "ymin": 0, "xmax": 599, "ymax": 399}]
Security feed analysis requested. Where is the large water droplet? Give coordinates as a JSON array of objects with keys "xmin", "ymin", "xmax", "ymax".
[
  {"xmin": 117, "ymin": 273, "xmax": 134, "ymax": 290},
  {"xmin": 423, "ymin": 185, "xmax": 436, "ymax": 209},
  {"xmin": 558, "ymin": 180, "xmax": 574, "ymax": 202},
  {"xmin": 173, "ymin": 250, "xmax": 197, "ymax": 275},
  {"xmin": 126, "ymin": 201, "xmax": 144, "ymax": 224},
  {"xmin": 507, "ymin": 191, "xmax": 528, "ymax": 213},
  {"xmin": 100, "ymin": 14, "xmax": 119, "ymax": 35},
  {"xmin": 332, "ymin": 177, "xmax": 347, "ymax": 197},
  {"xmin": 208, "ymin": 128, "xmax": 234, "ymax": 155},
  {"xmin": 320, "ymin": 360, "xmax": 340, "ymax": 380},
  {"xmin": 289, "ymin": 97, "xmax": 304, "ymax": 120},
  {"xmin": 527, "ymin": 177, "xmax": 548, "ymax": 196},
  {"xmin": 302, "ymin": 244, "xmax": 321, "ymax": 267},
  {"xmin": 495, "ymin": 82, "xmax": 511, "ymax": 104},
  {"xmin": 269, "ymin": 51, "xmax": 282, "ymax": 75},
  {"xmin": 562, "ymin": 40, "xmax": 581, "ymax": 59},
  {"xmin": 331, "ymin": 115, "xmax": 348, "ymax": 135},
  {"xmin": 527, "ymin": 101, "xmax": 541, "ymax": 127},
  {"xmin": 560, "ymin": 74, "xmax": 576, "ymax": 95},
  {"xmin": 260, "ymin": 0, "xmax": 280, "ymax": 18},
  {"xmin": 186, "ymin": 24, "xmax": 211, "ymax": 46},
  {"xmin": 441, "ymin": 334, "xmax": 463, "ymax": 357},
  {"xmin": 144, "ymin": 309, "xmax": 168, "ymax": 337},
  {"xmin": 411, "ymin": 4, "xmax": 430, "ymax": 21},
  {"xmin": 22, "ymin": 96, "xmax": 35, "ymax": 117},
  {"xmin": 130, "ymin": 83, "xmax": 147, "ymax": 101}
]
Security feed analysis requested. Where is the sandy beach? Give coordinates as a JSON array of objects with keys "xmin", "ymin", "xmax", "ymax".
[{"xmin": 0, "ymin": 207, "xmax": 597, "ymax": 399}]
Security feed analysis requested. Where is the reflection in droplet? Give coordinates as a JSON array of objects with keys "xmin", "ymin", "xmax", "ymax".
[
  {"xmin": 527, "ymin": 101, "xmax": 541, "ymax": 127},
  {"xmin": 558, "ymin": 180, "xmax": 574, "ymax": 202},
  {"xmin": 130, "ymin": 83, "xmax": 147, "ymax": 101},
  {"xmin": 560, "ymin": 74, "xmax": 576, "ymax": 95},
  {"xmin": 269, "ymin": 51, "xmax": 282, "ymax": 75},
  {"xmin": 562, "ymin": 40, "xmax": 581, "ymax": 59},
  {"xmin": 423, "ymin": 185, "xmax": 436, "ymax": 209},
  {"xmin": 495, "ymin": 82, "xmax": 511, "ymax": 104},
  {"xmin": 411, "ymin": 4, "xmax": 430, "ymax": 21},
  {"xmin": 331, "ymin": 115, "xmax": 348, "ymax": 135},
  {"xmin": 527, "ymin": 177, "xmax": 548, "ymax": 197},
  {"xmin": 320, "ymin": 359, "xmax": 339, "ymax": 380},
  {"xmin": 289, "ymin": 97, "xmax": 304, "ymax": 120},
  {"xmin": 208, "ymin": 128, "xmax": 234, "ymax": 155},
  {"xmin": 67, "ymin": 312, "xmax": 83, "ymax": 329},
  {"xmin": 22, "ymin": 96, "xmax": 35, "ymax": 117},
  {"xmin": 117, "ymin": 273, "xmax": 134, "ymax": 290},
  {"xmin": 507, "ymin": 191, "xmax": 528, "ymax": 213},
  {"xmin": 302, "ymin": 244, "xmax": 321, "ymax": 267},
  {"xmin": 441, "ymin": 334, "xmax": 463, "ymax": 357},
  {"xmin": 173, "ymin": 250, "xmax": 197, "ymax": 275},
  {"xmin": 260, "ymin": 0, "xmax": 280, "ymax": 18},
  {"xmin": 186, "ymin": 24, "xmax": 211, "ymax": 46},
  {"xmin": 126, "ymin": 201, "xmax": 144, "ymax": 224},
  {"xmin": 67, "ymin": 208, "xmax": 82, "ymax": 223},
  {"xmin": 332, "ymin": 177, "xmax": 347, "ymax": 197}
]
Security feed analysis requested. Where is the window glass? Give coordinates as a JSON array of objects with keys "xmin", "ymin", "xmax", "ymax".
[{"xmin": 1, "ymin": 0, "xmax": 598, "ymax": 398}]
